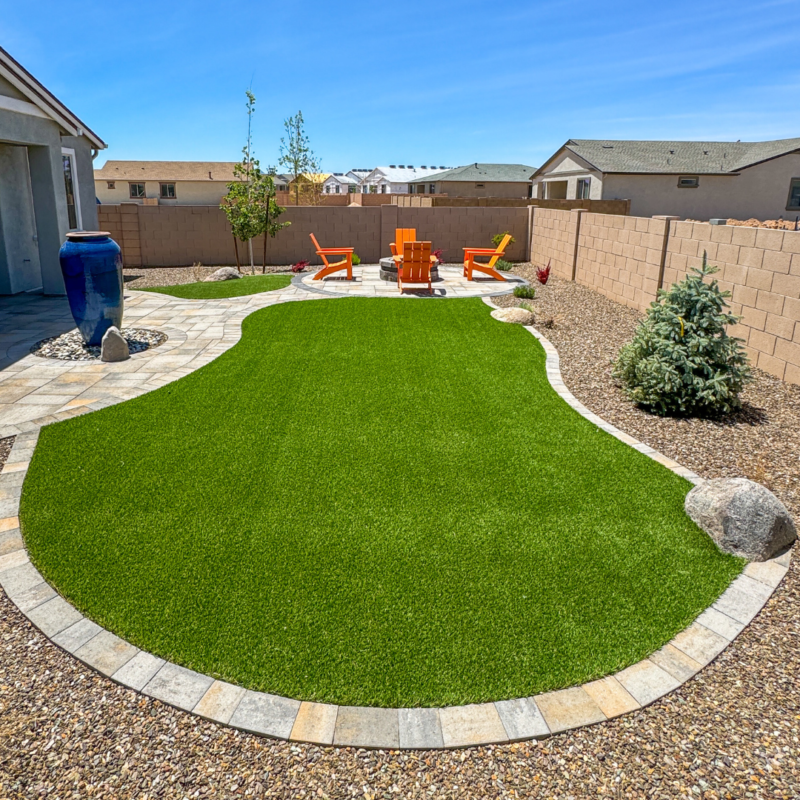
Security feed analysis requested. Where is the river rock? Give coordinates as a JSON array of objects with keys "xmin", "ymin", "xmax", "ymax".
[
  {"xmin": 101, "ymin": 326, "xmax": 130, "ymax": 362},
  {"xmin": 491, "ymin": 307, "xmax": 535, "ymax": 325},
  {"xmin": 685, "ymin": 478, "xmax": 796, "ymax": 561},
  {"xmin": 204, "ymin": 267, "xmax": 241, "ymax": 282}
]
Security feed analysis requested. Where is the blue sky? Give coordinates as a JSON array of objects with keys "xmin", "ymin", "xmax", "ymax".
[{"xmin": 3, "ymin": 0, "xmax": 799, "ymax": 171}]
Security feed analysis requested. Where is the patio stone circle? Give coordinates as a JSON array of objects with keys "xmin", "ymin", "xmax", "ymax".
[{"xmin": 0, "ymin": 285, "xmax": 791, "ymax": 750}]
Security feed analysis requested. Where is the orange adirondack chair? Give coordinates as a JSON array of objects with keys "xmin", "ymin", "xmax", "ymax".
[
  {"xmin": 309, "ymin": 233, "xmax": 354, "ymax": 280},
  {"xmin": 390, "ymin": 228, "xmax": 417, "ymax": 269},
  {"xmin": 462, "ymin": 233, "xmax": 512, "ymax": 281},
  {"xmin": 398, "ymin": 241, "xmax": 433, "ymax": 294}
]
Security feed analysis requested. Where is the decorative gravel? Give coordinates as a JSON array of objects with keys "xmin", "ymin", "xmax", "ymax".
[
  {"xmin": 1, "ymin": 282, "xmax": 798, "ymax": 797},
  {"xmin": 125, "ymin": 266, "xmax": 295, "ymax": 289},
  {"xmin": 31, "ymin": 328, "xmax": 168, "ymax": 361}
]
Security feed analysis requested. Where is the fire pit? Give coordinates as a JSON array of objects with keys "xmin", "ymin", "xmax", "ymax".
[{"xmin": 379, "ymin": 257, "xmax": 442, "ymax": 282}]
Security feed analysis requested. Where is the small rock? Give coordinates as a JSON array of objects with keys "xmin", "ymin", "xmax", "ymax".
[
  {"xmin": 685, "ymin": 478, "xmax": 796, "ymax": 561},
  {"xmin": 204, "ymin": 267, "xmax": 242, "ymax": 282},
  {"xmin": 101, "ymin": 326, "xmax": 130, "ymax": 362},
  {"xmin": 491, "ymin": 307, "xmax": 535, "ymax": 325}
]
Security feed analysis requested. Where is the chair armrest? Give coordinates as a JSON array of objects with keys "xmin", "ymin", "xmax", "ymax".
[
  {"xmin": 463, "ymin": 247, "xmax": 498, "ymax": 254},
  {"xmin": 316, "ymin": 248, "xmax": 355, "ymax": 254}
]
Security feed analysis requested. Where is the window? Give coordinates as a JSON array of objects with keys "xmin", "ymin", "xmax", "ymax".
[
  {"xmin": 325, "ymin": 185, "xmax": 331, "ymax": 193},
  {"xmin": 429, "ymin": 184, "xmax": 436, "ymax": 194},
  {"xmin": 61, "ymin": 148, "xmax": 82, "ymax": 230},
  {"xmin": 475, "ymin": 183, "xmax": 485, "ymax": 188},
  {"xmin": 107, "ymin": 181, "xmax": 115, "ymax": 189},
  {"xmin": 678, "ymin": 176, "xmax": 699, "ymax": 188},
  {"xmin": 787, "ymin": 178, "xmax": 800, "ymax": 210},
  {"xmin": 160, "ymin": 183, "xmax": 176, "ymax": 199},
  {"xmin": 577, "ymin": 178, "xmax": 591, "ymax": 199},
  {"xmin": 129, "ymin": 182, "xmax": 145, "ymax": 198},
  {"xmin": 381, "ymin": 185, "xmax": 387, "ymax": 193},
  {"xmin": 335, "ymin": 185, "xmax": 340, "ymax": 194}
]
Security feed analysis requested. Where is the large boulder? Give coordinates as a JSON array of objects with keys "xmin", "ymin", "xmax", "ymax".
[
  {"xmin": 204, "ymin": 267, "xmax": 241, "ymax": 282},
  {"xmin": 685, "ymin": 478, "xmax": 796, "ymax": 561},
  {"xmin": 491, "ymin": 307, "xmax": 535, "ymax": 325},
  {"xmin": 101, "ymin": 326, "xmax": 130, "ymax": 362}
]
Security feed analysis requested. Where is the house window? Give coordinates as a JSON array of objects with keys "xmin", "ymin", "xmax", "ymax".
[
  {"xmin": 381, "ymin": 185, "xmax": 387, "ymax": 193},
  {"xmin": 335, "ymin": 185, "xmax": 340, "ymax": 194},
  {"xmin": 325, "ymin": 185, "xmax": 331, "ymax": 193},
  {"xmin": 370, "ymin": 185, "xmax": 377, "ymax": 193},
  {"xmin": 475, "ymin": 183, "xmax": 485, "ymax": 188},
  {"xmin": 787, "ymin": 178, "xmax": 800, "ymax": 210},
  {"xmin": 348, "ymin": 185, "xmax": 356, "ymax": 193},
  {"xmin": 429, "ymin": 184, "xmax": 435, "ymax": 194},
  {"xmin": 678, "ymin": 176, "xmax": 699, "ymax": 188},
  {"xmin": 577, "ymin": 178, "xmax": 591, "ymax": 199},
  {"xmin": 160, "ymin": 183, "xmax": 176, "ymax": 199},
  {"xmin": 107, "ymin": 181, "xmax": 115, "ymax": 189},
  {"xmin": 61, "ymin": 148, "xmax": 82, "ymax": 230},
  {"xmin": 129, "ymin": 182, "xmax": 145, "ymax": 198}
]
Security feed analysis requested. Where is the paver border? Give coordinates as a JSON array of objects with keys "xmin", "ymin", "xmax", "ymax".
[{"xmin": 0, "ymin": 291, "xmax": 791, "ymax": 750}]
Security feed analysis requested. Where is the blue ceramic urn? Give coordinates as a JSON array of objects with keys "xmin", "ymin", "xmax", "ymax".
[{"xmin": 59, "ymin": 232, "xmax": 123, "ymax": 346}]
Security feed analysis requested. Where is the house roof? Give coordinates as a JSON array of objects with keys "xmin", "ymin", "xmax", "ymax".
[
  {"xmin": 535, "ymin": 138, "xmax": 800, "ymax": 177},
  {"xmin": 95, "ymin": 161, "xmax": 242, "ymax": 182},
  {"xmin": 0, "ymin": 46, "xmax": 106, "ymax": 149},
  {"xmin": 368, "ymin": 166, "xmax": 445, "ymax": 183},
  {"xmin": 410, "ymin": 163, "xmax": 536, "ymax": 183},
  {"xmin": 325, "ymin": 173, "xmax": 357, "ymax": 184}
]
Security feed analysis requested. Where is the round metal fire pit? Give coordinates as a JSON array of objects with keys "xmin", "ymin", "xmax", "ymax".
[{"xmin": 379, "ymin": 256, "xmax": 442, "ymax": 283}]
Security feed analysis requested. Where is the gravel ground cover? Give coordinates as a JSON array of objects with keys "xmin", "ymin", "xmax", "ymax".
[
  {"xmin": 497, "ymin": 267, "xmax": 800, "ymax": 520},
  {"xmin": 2, "ymin": 283, "xmax": 798, "ymax": 797},
  {"xmin": 124, "ymin": 266, "xmax": 295, "ymax": 289},
  {"xmin": 31, "ymin": 328, "xmax": 168, "ymax": 361},
  {"xmin": 21, "ymin": 298, "xmax": 738, "ymax": 707}
]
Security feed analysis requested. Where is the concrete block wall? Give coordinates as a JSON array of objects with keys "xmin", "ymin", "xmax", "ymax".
[
  {"xmin": 576, "ymin": 213, "xmax": 666, "ymax": 311},
  {"xmin": 530, "ymin": 208, "xmax": 579, "ymax": 280}
]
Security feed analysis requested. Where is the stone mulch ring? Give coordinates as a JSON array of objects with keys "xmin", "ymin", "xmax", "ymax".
[{"xmin": 31, "ymin": 328, "xmax": 168, "ymax": 361}]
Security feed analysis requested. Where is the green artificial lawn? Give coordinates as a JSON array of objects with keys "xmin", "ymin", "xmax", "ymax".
[
  {"xmin": 21, "ymin": 298, "xmax": 742, "ymax": 707},
  {"xmin": 139, "ymin": 273, "xmax": 291, "ymax": 299}
]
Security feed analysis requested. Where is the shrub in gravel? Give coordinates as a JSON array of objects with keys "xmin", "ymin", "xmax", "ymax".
[
  {"xmin": 513, "ymin": 285, "xmax": 536, "ymax": 300},
  {"xmin": 613, "ymin": 254, "xmax": 751, "ymax": 417}
]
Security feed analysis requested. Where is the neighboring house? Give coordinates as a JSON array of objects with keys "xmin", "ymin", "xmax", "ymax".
[
  {"xmin": 0, "ymin": 47, "xmax": 105, "ymax": 295},
  {"xmin": 532, "ymin": 138, "xmax": 800, "ymax": 220},
  {"xmin": 409, "ymin": 163, "xmax": 535, "ymax": 197},
  {"xmin": 94, "ymin": 161, "xmax": 283, "ymax": 205},
  {"xmin": 323, "ymin": 173, "xmax": 358, "ymax": 194},
  {"xmin": 347, "ymin": 169, "xmax": 372, "ymax": 190},
  {"xmin": 360, "ymin": 166, "xmax": 448, "ymax": 194}
]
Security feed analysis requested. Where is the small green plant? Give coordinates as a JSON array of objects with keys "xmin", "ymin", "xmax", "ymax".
[
  {"xmin": 352, "ymin": 253, "xmax": 361, "ymax": 266},
  {"xmin": 519, "ymin": 302, "xmax": 535, "ymax": 315},
  {"xmin": 513, "ymin": 285, "xmax": 536, "ymax": 300},
  {"xmin": 613, "ymin": 253, "xmax": 751, "ymax": 417},
  {"xmin": 492, "ymin": 231, "xmax": 516, "ymax": 247},
  {"xmin": 496, "ymin": 259, "xmax": 515, "ymax": 271}
]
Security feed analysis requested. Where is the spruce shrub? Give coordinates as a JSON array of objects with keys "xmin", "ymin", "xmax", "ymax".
[{"xmin": 613, "ymin": 254, "xmax": 751, "ymax": 417}]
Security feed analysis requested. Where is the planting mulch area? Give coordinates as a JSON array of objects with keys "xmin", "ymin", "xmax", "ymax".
[
  {"xmin": 498, "ymin": 267, "xmax": 800, "ymax": 521},
  {"xmin": 124, "ymin": 266, "xmax": 294, "ymax": 289},
  {"xmin": 1, "ymin": 282, "xmax": 798, "ymax": 797}
]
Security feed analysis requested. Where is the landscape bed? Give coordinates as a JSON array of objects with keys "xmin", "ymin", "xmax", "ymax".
[{"xmin": 20, "ymin": 298, "xmax": 742, "ymax": 707}]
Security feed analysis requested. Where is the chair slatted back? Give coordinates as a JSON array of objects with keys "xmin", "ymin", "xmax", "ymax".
[
  {"xmin": 487, "ymin": 233, "xmax": 512, "ymax": 268},
  {"xmin": 401, "ymin": 241, "xmax": 432, "ymax": 283},
  {"xmin": 309, "ymin": 233, "xmax": 330, "ymax": 267}
]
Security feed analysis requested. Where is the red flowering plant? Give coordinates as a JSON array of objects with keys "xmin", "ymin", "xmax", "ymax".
[
  {"xmin": 292, "ymin": 260, "xmax": 309, "ymax": 274},
  {"xmin": 536, "ymin": 259, "xmax": 551, "ymax": 285},
  {"xmin": 432, "ymin": 249, "xmax": 445, "ymax": 264}
]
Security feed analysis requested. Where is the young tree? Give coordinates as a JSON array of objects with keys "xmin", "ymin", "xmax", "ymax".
[
  {"xmin": 221, "ymin": 92, "xmax": 288, "ymax": 272},
  {"xmin": 279, "ymin": 111, "xmax": 322, "ymax": 205}
]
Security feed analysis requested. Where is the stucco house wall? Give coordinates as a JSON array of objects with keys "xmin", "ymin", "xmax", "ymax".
[
  {"xmin": 95, "ymin": 180, "xmax": 230, "ymax": 206},
  {"xmin": 429, "ymin": 180, "xmax": 531, "ymax": 198},
  {"xmin": 532, "ymin": 152, "xmax": 603, "ymax": 200},
  {"xmin": 0, "ymin": 57, "xmax": 104, "ymax": 295},
  {"xmin": 602, "ymin": 154, "xmax": 800, "ymax": 219}
]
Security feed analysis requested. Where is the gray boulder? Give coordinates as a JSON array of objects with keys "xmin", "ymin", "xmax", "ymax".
[
  {"xmin": 491, "ymin": 307, "xmax": 535, "ymax": 325},
  {"xmin": 101, "ymin": 326, "xmax": 130, "ymax": 362},
  {"xmin": 685, "ymin": 478, "xmax": 796, "ymax": 561},
  {"xmin": 204, "ymin": 267, "xmax": 241, "ymax": 282}
]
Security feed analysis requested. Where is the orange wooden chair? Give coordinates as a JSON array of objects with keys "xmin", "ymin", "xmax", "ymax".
[
  {"xmin": 390, "ymin": 228, "xmax": 417, "ymax": 270},
  {"xmin": 398, "ymin": 241, "xmax": 433, "ymax": 294},
  {"xmin": 309, "ymin": 233, "xmax": 354, "ymax": 280},
  {"xmin": 462, "ymin": 233, "xmax": 512, "ymax": 281}
]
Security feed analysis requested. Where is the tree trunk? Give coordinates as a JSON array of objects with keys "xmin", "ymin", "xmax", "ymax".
[
  {"xmin": 248, "ymin": 238, "xmax": 255, "ymax": 275},
  {"xmin": 233, "ymin": 236, "xmax": 241, "ymax": 273},
  {"xmin": 262, "ymin": 229, "xmax": 268, "ymax": 274}
]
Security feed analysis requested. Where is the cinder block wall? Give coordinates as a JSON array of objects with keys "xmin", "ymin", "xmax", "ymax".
[{"xmin": 530, "ymin": 208, "xmax": 579, "ymax": 280}]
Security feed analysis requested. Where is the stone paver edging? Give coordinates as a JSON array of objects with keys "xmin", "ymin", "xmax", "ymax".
[{"xmin": 0, "ymin": 289, "xmax": 791, "ymax": 751}]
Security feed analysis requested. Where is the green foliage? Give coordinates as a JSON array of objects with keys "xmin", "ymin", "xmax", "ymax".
[
  {"xmin": 279, "ymin": 110, "xmax": 322, "ymax": 205},
  {"xmin": 221, "ymin": 92, "xmax": 289, "ymax": 272},
  {"xmin": 613, "ymin": 254, "xmax": 752, "ymax": 417},
  {"xmin": 141, "ymin": 274, "xmax": 291, "ymax": 300},
  {"xmin": 513, "ymin": 285, "xmax": 536, "ymax": 300},
  {"xmin": 351, "ymin": 253, "xmax": 361, "ymax": 266},
  {"xmin": 495, "ymin": 259, "xmax": 515, "ymax": 271},
  {"xmin": 492, "ymin": 231, "xmax": 516, "ymax": 247}
]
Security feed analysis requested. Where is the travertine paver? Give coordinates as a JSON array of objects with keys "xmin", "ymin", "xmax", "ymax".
[{"xmin": 0, "ymin": 285, "xmax": 792, "ymax": 751}]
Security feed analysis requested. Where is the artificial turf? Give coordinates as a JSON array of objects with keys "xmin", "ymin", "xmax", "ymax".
[
  {"xmin": 21, "ymin": 298, "xmax": 742, "ymax": 707},
  {"xmin": 139, "ymin": 273, "xmax": 291, "ymax": 299}
]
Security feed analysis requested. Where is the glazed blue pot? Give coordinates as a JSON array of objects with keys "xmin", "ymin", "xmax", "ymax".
[{"xmin": 59, "ymin": 232, "xmax": 123, "ymax": 346}]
